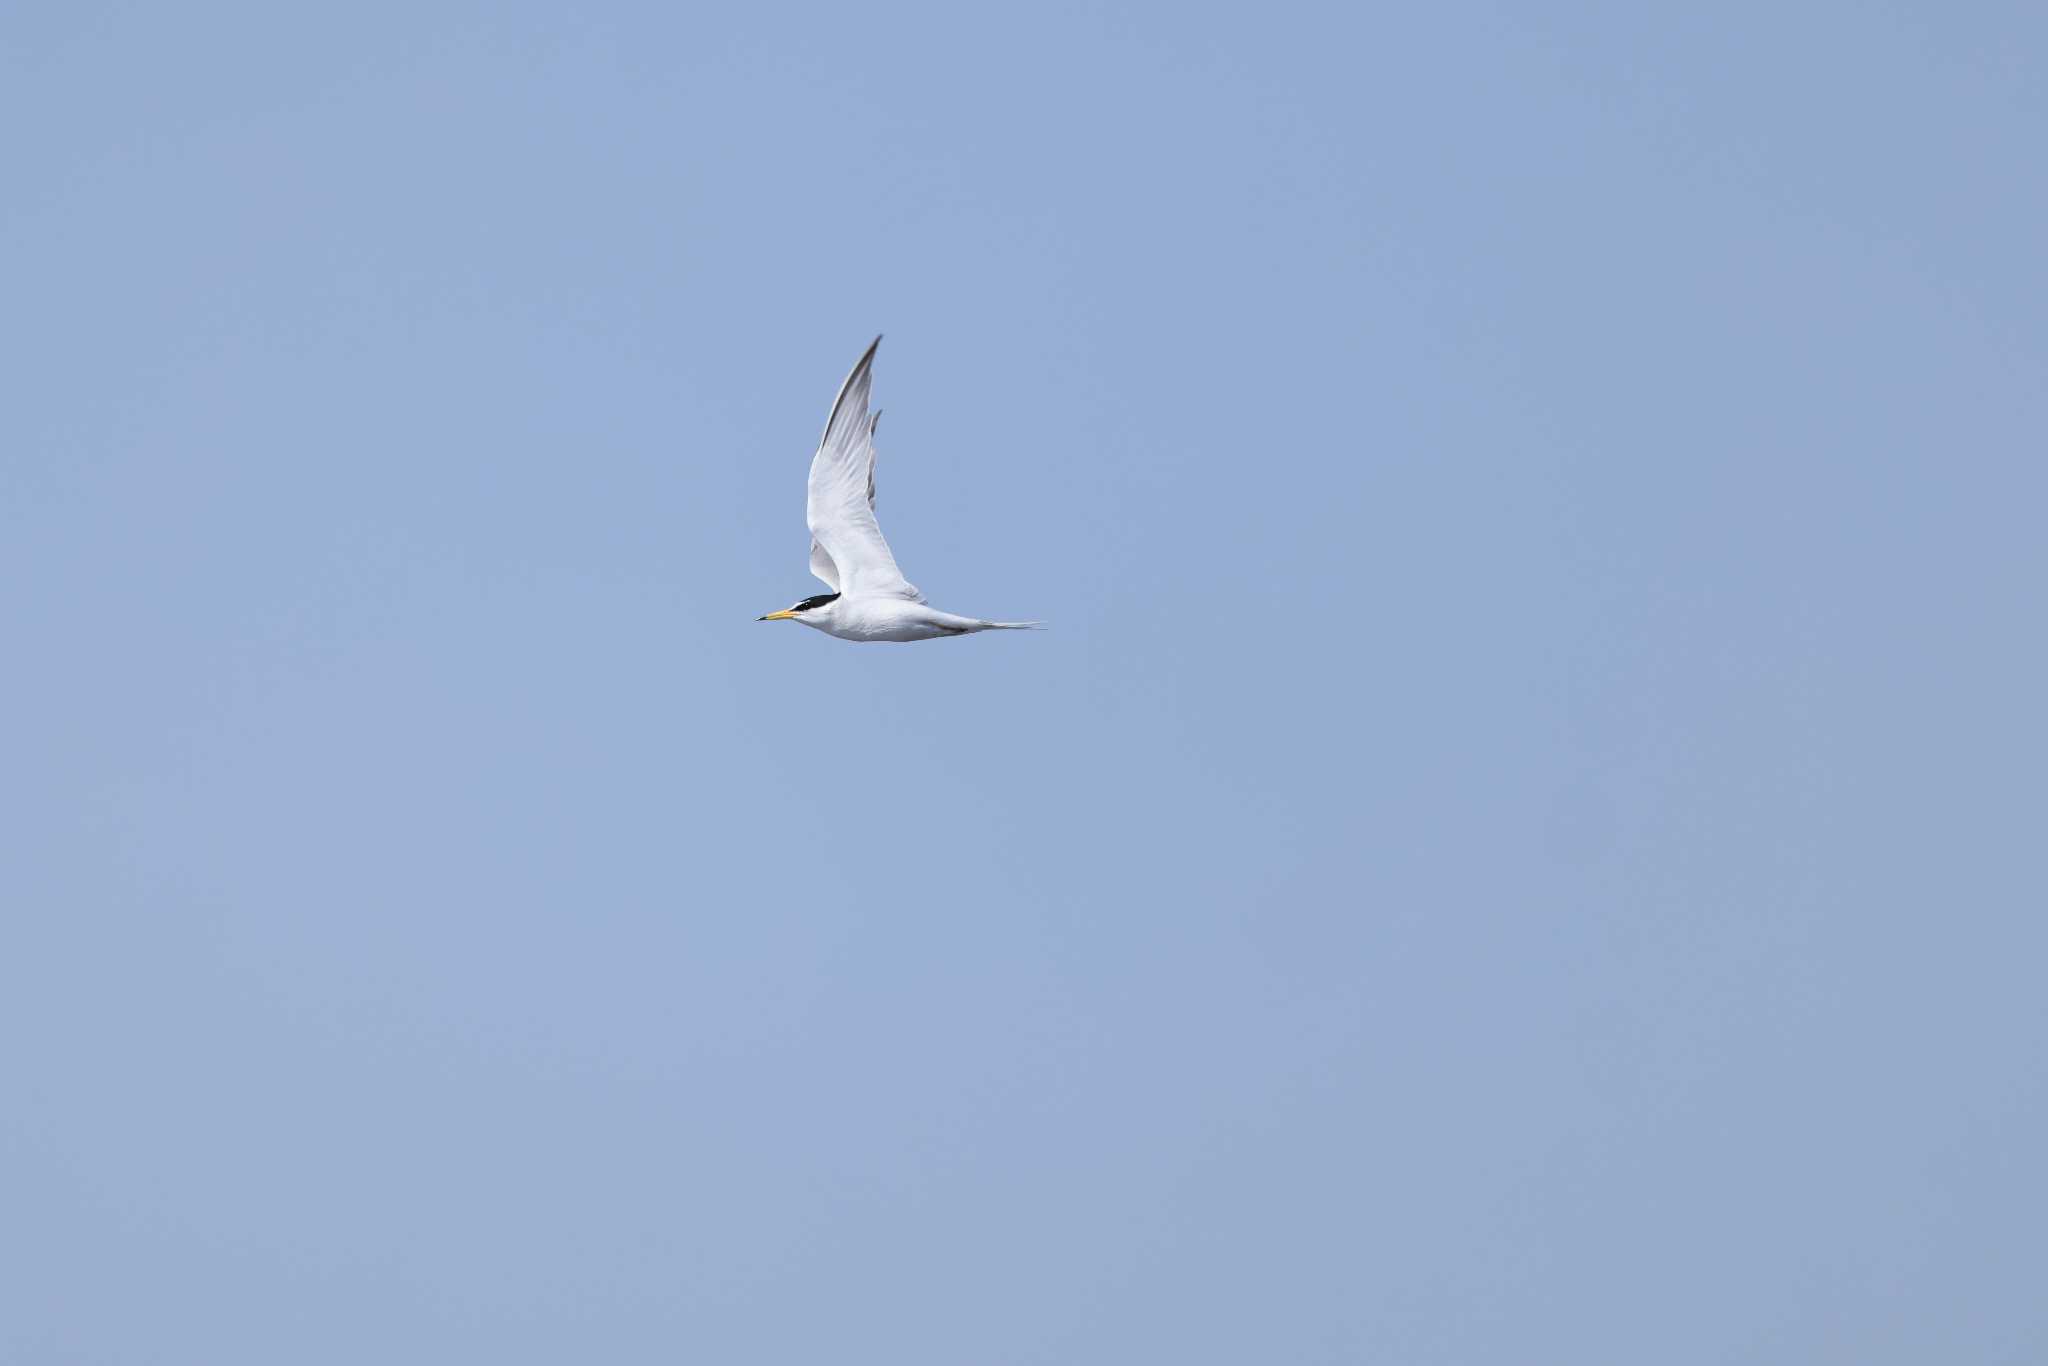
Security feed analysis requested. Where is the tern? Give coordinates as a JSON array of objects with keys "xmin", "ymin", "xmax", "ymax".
[{"xmin": 756, "ymin": 337, "xmax": 1042, "ymax": 642}]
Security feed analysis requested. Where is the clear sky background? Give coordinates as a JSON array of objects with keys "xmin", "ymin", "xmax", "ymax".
[{"xmin": 4, "ymin": 2, "xmax": 2045, "ymax": 1361}]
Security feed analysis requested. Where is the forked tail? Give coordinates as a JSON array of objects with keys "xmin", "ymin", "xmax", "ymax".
[{"xmin": 974, "ymin": 620, "xmax": 1044, "ymax": 631}]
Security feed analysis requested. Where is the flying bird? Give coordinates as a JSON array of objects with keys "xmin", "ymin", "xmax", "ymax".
[{"xmin": 757, "ymin": 336, "xmax": 1042, "ymax": 642}]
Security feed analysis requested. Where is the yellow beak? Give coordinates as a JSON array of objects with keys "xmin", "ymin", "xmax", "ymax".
[{"xmin": 757, "ymin": 609, "xmax": 798, "ymax": 621}]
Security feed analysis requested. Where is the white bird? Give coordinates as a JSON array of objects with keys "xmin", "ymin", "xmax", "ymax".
[{"xmin": 757, "ymin": 336, "xmax": 1042, "ymax": 642}]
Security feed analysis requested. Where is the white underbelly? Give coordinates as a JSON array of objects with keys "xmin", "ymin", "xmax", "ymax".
[{"xmin": 818, "ymin": 597, "xmax": 974, "ymax": 642}]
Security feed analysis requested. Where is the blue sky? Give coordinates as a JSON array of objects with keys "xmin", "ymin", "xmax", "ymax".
[{"xmin": 4, "ymin": 2, "xmax": 2045, "ymax": 1361}]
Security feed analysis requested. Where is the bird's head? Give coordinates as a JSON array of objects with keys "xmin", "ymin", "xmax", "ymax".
[{"xmin": 757, "ymin": 591, "xmax": 840, "ymax": 625}]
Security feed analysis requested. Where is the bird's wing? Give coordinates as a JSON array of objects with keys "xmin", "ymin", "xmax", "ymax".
[
  {"xmin": 806, "ymin": 410, "xmax": 881, "ymax": 591},
  {"xmin": 806, "ymin": 337, "xmax": 920, "ymax": 600},
  {"xmin": 808, "ymin": 538, "xmax": 839, "ymax": 591}
]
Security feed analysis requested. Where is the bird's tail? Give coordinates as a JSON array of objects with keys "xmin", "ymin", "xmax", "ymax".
[{"xmin": 975, "ymin": 620, "xmax": 1045, "ymax": 631}]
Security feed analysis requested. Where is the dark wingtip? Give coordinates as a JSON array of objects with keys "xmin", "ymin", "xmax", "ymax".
[{"xmin": 821, "ymin": 336, "xmax": 886, "ymax": 446}]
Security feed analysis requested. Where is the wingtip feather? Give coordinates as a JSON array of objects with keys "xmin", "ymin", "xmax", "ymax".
[{"xmin": 820, "ymin": 334, "xmax": 885, "ymax": 450}]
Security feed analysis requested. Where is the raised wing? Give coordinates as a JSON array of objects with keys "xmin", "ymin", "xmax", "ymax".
[
  {"xmin": 808, "ymin": 409, "xmax": 880, "ymax": 590},
  {"xmin": 805, "ymin": 337, "xmax": 920, "ymax": 600}
]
